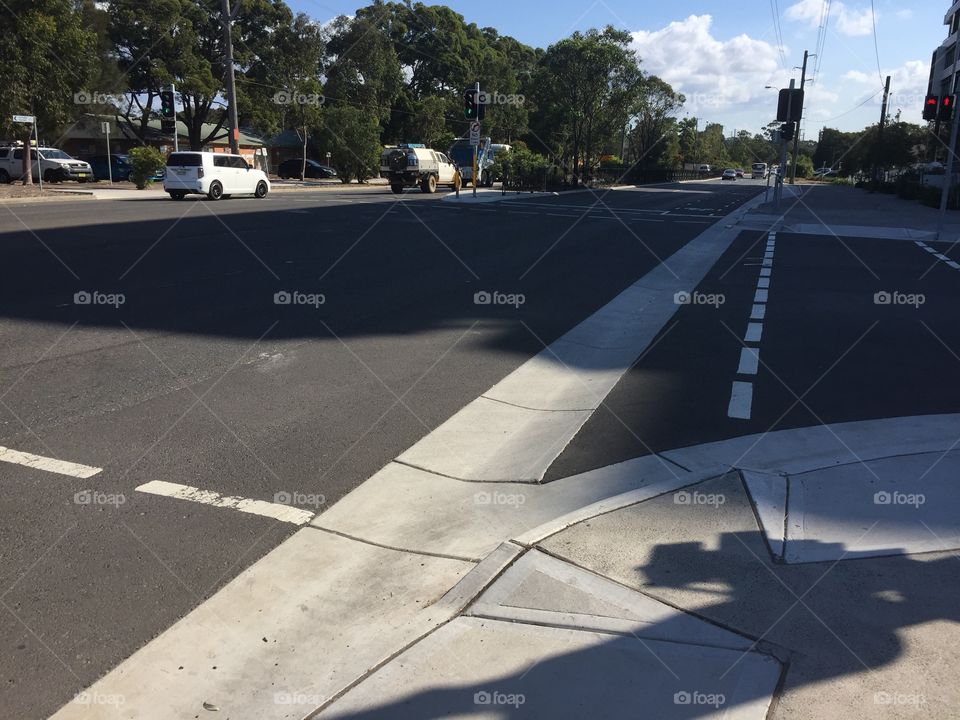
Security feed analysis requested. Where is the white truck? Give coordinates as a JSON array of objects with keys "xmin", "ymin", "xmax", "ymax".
[
  {"xmin": 751, "ymin": 162, "xmax": 768, "ymax": 179},
  {"xmin": 380, "ymin": 144, "xmax": 461, "ymax": 194},
  {"xmin": 0, "ymin": 145, "xmax": 93, "ymax": 183}
]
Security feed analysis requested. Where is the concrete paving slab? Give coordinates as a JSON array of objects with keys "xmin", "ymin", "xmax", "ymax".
[
  {"xmin": 539, "ymin": 472, "xmax": 960, "ymax": 720},
  {"xmin": 396, "ymin": 396, "xmax": 593, "ymax": 482},
  {"xmin": 782, "ymin": 451, "xmax": 960, "ymax": 563},
  {"xmin": 664, "ymin": 414, "xmax": 960, "ymax": 475},
  {"xmin": 316, "ymin": 616, "xmax": 781, "ymax": 719},
  {"xmin": 785, "ymin": 223, "xmax": 936, "ymax": 240},
  {"xmin": 312, "ymin": 456, "xmax": 689, "ymax": 559},
  {"xmin": 469, "ymin": 549, "xmax": 753, "ymax": 650},
  {"xmin": 51, "ymin": 529, "xmax": 472, "ymax": 720}
]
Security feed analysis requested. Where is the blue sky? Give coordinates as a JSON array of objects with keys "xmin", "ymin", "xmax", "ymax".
[{"xmin": 288, "ymin": 0, "xmax": 944, "ymax": 135}]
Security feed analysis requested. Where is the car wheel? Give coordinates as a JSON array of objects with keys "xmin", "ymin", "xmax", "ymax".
[
  {"xmin": 0, "ymin": 169, "xmax": 9, "ymax": 184},
  {"xmin": 255, "ymin": 180, "xmax": 268, "ymax": 198},
  {"xmin": 43, "ymin": 169, "xmax": 55, "ymax": 183},
  {"xmin": 169, "ymin": 191, "xmax": 186, "ymax": 200},
  {"xmin": 390, "ymin": 184, "xmax": 404, "ymax": 194},
  {"xmin": 207, "ymin": 181, "xmax": 223, "ymax": 201},
  {"xmin": 481, "ymin": 170, "xmax": 491, "ymax": 187},
  {"xmin": 420, "ymin": 175, "xmax": 437, "ymax": 193},
  {"xmin": 127, "ymin": 171, "xmax": 135, "ymax": 182}
]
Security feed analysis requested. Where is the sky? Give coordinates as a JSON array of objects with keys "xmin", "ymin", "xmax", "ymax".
[{"xmin": 287, "ymin": 0, "xmax": 945, "ymax": 137}]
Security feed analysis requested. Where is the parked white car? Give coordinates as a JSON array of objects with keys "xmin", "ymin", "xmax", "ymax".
[
  {"xmin": 0, "ymin": 146, "xmax": 92, "ymax": 183},
  {"xmin": 163, "ymin": 151, "xmax": 270, "ymax": 200}
]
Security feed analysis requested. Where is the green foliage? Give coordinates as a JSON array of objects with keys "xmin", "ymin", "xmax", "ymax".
[
  {"xmin": 317, "ymin": 106, "xmax": 382, "ymax": 183},
  {"xmin": 128, "ymin": 146, "xmax": 166, "ymax": 189},
  {"xmin": 0, "ymin": 0, "xmax": 99, "ymax": 141},
  {"xmin": 794, "ymin": 154, "xmax": 814, "ymax": 179}
]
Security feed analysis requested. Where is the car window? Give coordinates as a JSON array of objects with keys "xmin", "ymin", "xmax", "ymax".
[
  {"xmin": 13, "ymin": 149, "xmax": 21, "ymax": 160},
  {"xmin": 213, "ymin": 155, "xmax": 231, "ymax": 168},
  {"xmin": 41, "ymin": 149, "xmax": 71, "ymax": 159},
  {"xmin": 229, "ymin": 156, "xmax": 248, "ymax": 169},
  {"xmin": 167, "ymin": 153, "xmax": 203, "ymax": 167}
]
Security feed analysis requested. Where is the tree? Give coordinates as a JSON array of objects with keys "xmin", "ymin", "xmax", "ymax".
[
  {"xmin": 627, "ymin": 76, "xmax": 684, "ymax": 168},
  {"xmin": 317, "ymin": 106, "xmax": 382, "ymax": 183},
  {"xmin": 533, "ymin": 27, "xmax": 643, "ymax": 185},
  {"xmin": 0, "ymin": 0, "xmax": 99, "ymax": 183}
]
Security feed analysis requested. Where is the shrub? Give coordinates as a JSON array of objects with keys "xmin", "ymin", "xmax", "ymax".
[{"xmin": 128, "ymin": 146, "xmax": 165, "ymax": 189}]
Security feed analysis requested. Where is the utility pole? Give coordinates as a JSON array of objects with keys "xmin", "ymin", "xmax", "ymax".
[
  {"xmin": 220, "ymin": 0, "xmax": 240, "ymax": 155},
  {"xmin": 875, "ymin": 75, "xmax": 891, "ymax": 186},
  {"xmin": 789, "ymin": 50, "xmax": 809, "ymax": 184}
]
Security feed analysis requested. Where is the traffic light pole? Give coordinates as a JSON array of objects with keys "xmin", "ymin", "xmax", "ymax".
[
  {"xmin": 221, "ymin": 0, "xmax": 240, "ymax": 155},
  {"xmin": 473, "ymin": 81, "xmax": 479, "ymax": 199},
  {"xmin": 171, "ymin": 84, "xmax": 178, "ymax": 152},
  {"xmin": 937, "ymin": 93, "xmax": 960, "ymax": 241},
  {"xmin": 775, "ymin": 79, "xmax": 795, "ymax": 209}
]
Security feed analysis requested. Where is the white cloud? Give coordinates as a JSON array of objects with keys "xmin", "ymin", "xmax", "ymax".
[
  {"xmin": 844, "ymin": 59, "xmax": 931, "ymax": 116},
  {"xmin": 785, "ymin": 0, "xmax": 876, "ymax": 38},
  {"xmin": 630, "ymin": 15, "xmax": 783, "ymax": 114}
]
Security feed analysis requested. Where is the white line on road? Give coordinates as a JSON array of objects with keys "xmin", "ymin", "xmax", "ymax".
[
  {"xmin": 0, "ymin": 446, "xmax": 101, "ymax": 478},
  {"xmin": 745, "ymin": 322, "xmax": 764, "ymax": 343},
  {"xmin": 737, "ymin": 347, "xmax": 760, "ymax": 375},
  {"xmin": 757, "ymin": 277, "xmax": 770, "ymax": 288},
  {"xmin": 727, "ymin": 381, "xmax": 753, "ymax": 419},
  {"xmin": 760, "ymin": 267, "xmax": 772, "ymax": 277},
  {"xmin": 754, "ymin": 288, "xmax": 769, "ymax": 302},
  {"xmin": 750, "ymin": 303, "xmax": 766, "ymax": 320},
  {"xmin": 136, "ymin": 480, "xmax": 314, "ymax": 525},
  {"xmin": 948, "ymin": 261, "xmax": 960, "ymax": 270}
]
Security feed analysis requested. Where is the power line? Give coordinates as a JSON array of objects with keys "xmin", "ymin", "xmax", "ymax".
[
  {"xmin": 810, "ymin": 88, "xmax": 883, "ymax": 124},
  {"xmin": 870, "ymin": 0, "xmax": 884, "ymax": 88},
  {"xmin": 770, "ymin": 0, "xmax": 786, "ymax": 66},
  {"xmin": 812, "ymin": 0, "xmax": 832, "ymax": 84}
]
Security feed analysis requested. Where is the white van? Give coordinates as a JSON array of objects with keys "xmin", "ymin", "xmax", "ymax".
[{"xmin": 164, "ymin": 151, "xmax": 270, "ymax": 200}]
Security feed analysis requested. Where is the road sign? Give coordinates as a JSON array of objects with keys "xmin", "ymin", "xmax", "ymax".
[
  {"xmin": 101, "ymin": 121, "xmax": 110, "ymax": 134},
  {"xmin": 469, "ymin": 121, "xmax": 481, "ymax": 146},
  {"xmin": 12, "ymin": 115, "xmax": 35, "ymax": 123}
]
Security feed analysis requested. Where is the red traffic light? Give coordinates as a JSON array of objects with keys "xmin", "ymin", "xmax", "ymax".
[
  {"xmin": 924, "ymin": 94, "xmax": 939, "ymax": 121},
  {"xmin": 940, "ymin": 94, "xmax": 954, "ymax": 122}
]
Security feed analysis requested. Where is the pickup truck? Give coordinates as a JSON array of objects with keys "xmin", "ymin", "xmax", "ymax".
[{"xmin": 0, "ymin": 146, "xmax": 93, "ymax": 183}]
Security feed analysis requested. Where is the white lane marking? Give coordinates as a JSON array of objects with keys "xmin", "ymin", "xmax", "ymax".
[
  {"xmin": 754, "ymin": 288, "xmax": 769, "ymax": 302},
  {"xmin": 136, "ymin": 480, "xmax": 313, "ymax": 525},
  {"xmin": 915, "ymin": 241, "xmax": 927, "ymax": 247},
  {"xmin": 757, "ymin": 277, "xmax": 771, "ymax": 289},
  {"xmin": 764, "ymin": 251, "xmax": 775, "ymax": 259},
  {"xmin": 760, "ymin": 267, "xmax": 772, "ymax": 277},
  {"xmin": 750, "ymin": 303, "xmax": 766, "ymax": 320},
  {"xmin": 0, "ymin": 446, "xmax": 101, "ymax": 478},
  {"xmin": 948, "ymin": 261, "xmax": 960, "ymax": 270},
  {"xmin": 745, "ymin": 322, "xmax": 764, "ymax": 342},
  {"xmin": 922, "ymin": 246, "xmax": 937, "ymax": 253},
  {"xmin": 737, "ymin": 347, "xmax": 760, "ymax": 375},
  {"xmin": 727, "ymin": 381, "xmax": 753, "ymax": 419},
  {"xmin": 762, "ymin": 259, "xmax": 772, "ymax": 268},
  {"xmin": 934, "ymin": 253, "xmax": 949, "ymax": 261}
]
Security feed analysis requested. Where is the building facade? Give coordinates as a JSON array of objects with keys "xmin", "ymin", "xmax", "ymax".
[{"xmin": 928, "ymin": 2, "xmax": 960, "ymax": 99}]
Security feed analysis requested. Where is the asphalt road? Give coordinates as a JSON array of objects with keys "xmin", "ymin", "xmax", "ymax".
[{"xmin": 0, "ymin": 179, "xmax": 766, "ymax": 719}]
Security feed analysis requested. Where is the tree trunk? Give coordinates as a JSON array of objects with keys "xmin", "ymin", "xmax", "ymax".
[
  {"xmin": 301, "ymin": 125, "xmax": 307, "ymax": 180},
  {"xmin": 22, "ymin": 129, "xmax": 33, "ymax": 186}
]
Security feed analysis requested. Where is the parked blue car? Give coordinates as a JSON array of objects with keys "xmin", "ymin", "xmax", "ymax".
[{"xmin": 83, "ymin": 154, "xmax": 164, "ymax": 182}]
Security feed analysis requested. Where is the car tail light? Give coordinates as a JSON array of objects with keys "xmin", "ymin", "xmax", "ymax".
[{"xmin": 197, "ymin": 168, "xmax": 204, "ymax": 178}]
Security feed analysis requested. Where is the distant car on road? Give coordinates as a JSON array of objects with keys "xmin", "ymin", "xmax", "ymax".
[
  {"xmin": 697, "ymin": 164, "xmax": 712, "ymax": 174},
  {"xmin": 164, "ymin": 151, "xmax": 270, "ymax": 200},
  {"xmin": 722, "ymin": 168, "xmax": 737, "ymax": 180},
  {"xmin": 751, "ymin": 162, "xmax": 768, "ymax": 179},
  {"xmin": 276, "ymin": 158, "xmax": 337, "ymax": 180},
  {"xmin": 735, "ymin": 168, "xmax": 744, "ymax": 178},
  {"xmin": 380, "ymin": 144, "xmax": 460, "ymax": 194},
  {"xmin": 83, "ymin": 153, "xmax": 163, "ymax": 183}
]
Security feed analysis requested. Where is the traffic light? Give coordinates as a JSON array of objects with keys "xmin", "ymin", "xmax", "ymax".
[
  {"xmin": 780, "ymin": 122, "xmax": 795, "ymax": 142},
  {"xmin": 159, "ymin": 90, "xmax": 175, "ymax": 118},
  {"xmin": 939, "ymin": 95, "xmax": 954, "ymax": 122},
  {"xmin": 463, "ymin": 88, "xmax": 485, "ymax": 120},
  {"xmin": 923, "ymin": 94, "xmax": 939, "ymax": 121}
]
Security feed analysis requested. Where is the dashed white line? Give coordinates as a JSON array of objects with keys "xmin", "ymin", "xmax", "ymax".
[
  {"xmin": 757, "ymin": 277, "xmax": 771, "ymax": 288},
  {"xmin": 754, "ymin": 288, "xmax": 769, "ymax": 302},
  {"xmin": 745, "ymin": 322, "xmax": 764, "ymax": 342},
  {"xmin": 727, "ymin": 381, "xmax": 753, "ymax": 419},
  {"xmin": 948, "ymin": 261, "xmax": 960, "ymax": 270},
  {"xmin": 0, "ymin": 446, "xmax": 101, "ymax": 478},
  {"xmin": 750, "ymin": 303, "xmax": 766, "ymax": 320},
  {"xmin": 737, "ymin": 347, "xmax": 760, "ymax": 375},
  {"xmin": 760, "ymin": 267, "xmax": 772, "ymax": 277},
  {"xmin": 136, "ymin": 480, "xmax": 314, "ymax": 525}
]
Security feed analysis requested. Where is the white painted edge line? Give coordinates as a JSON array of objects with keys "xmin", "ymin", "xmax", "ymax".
[
  {"xmin": 0, "ymin": 445, "xmax": 101, "ymax": 478},
  {"xmin": 760, "ymin": 267, "xmax": 772, "ymax": 277},
  {"xmin": 754, "ymin": 288, "xmax": 769, "ymax": 302},
  {"xmin": 737, "ymin": 347, "xmax": 760, "ymax": 375},
  {"xmin": 761, "ymin": 259, "xmax": 773, "ymax": 268},
  {"xmin": 136, "ymin": 480, "xmax": 313, "ymax": 525},
  {"xmin": 934, "ymin": 253, "xmax": 949, "ymax": 261},
  {"xmin": 922, "ymin": 246, "xmax": 938, "ymax": 253},
  {"xmin": 915, "ymin": 241, "xmax": 927, "ymax": 247},
  {"xmin": 727, "ymin": 381, "xmax": 753, "ymax": 419},
  {"xmin": 757, "ymin": 277, "xmax": 770, "ymax": 288},
  {"xmin": 948, "ymin": 261, "xmax": 960, "ymax": 270},
  {"xmin": 750, "ymin": 304, "xmax": 766, "ymax": 320},
  {"xmin": 744, "ymin": 322, "xmax": 764, "ymax": 343}
]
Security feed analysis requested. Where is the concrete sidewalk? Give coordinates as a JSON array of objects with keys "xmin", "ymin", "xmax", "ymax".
[{"xmin": 743, "ymin": 183, "xmax": 960, "ymax": 242}]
